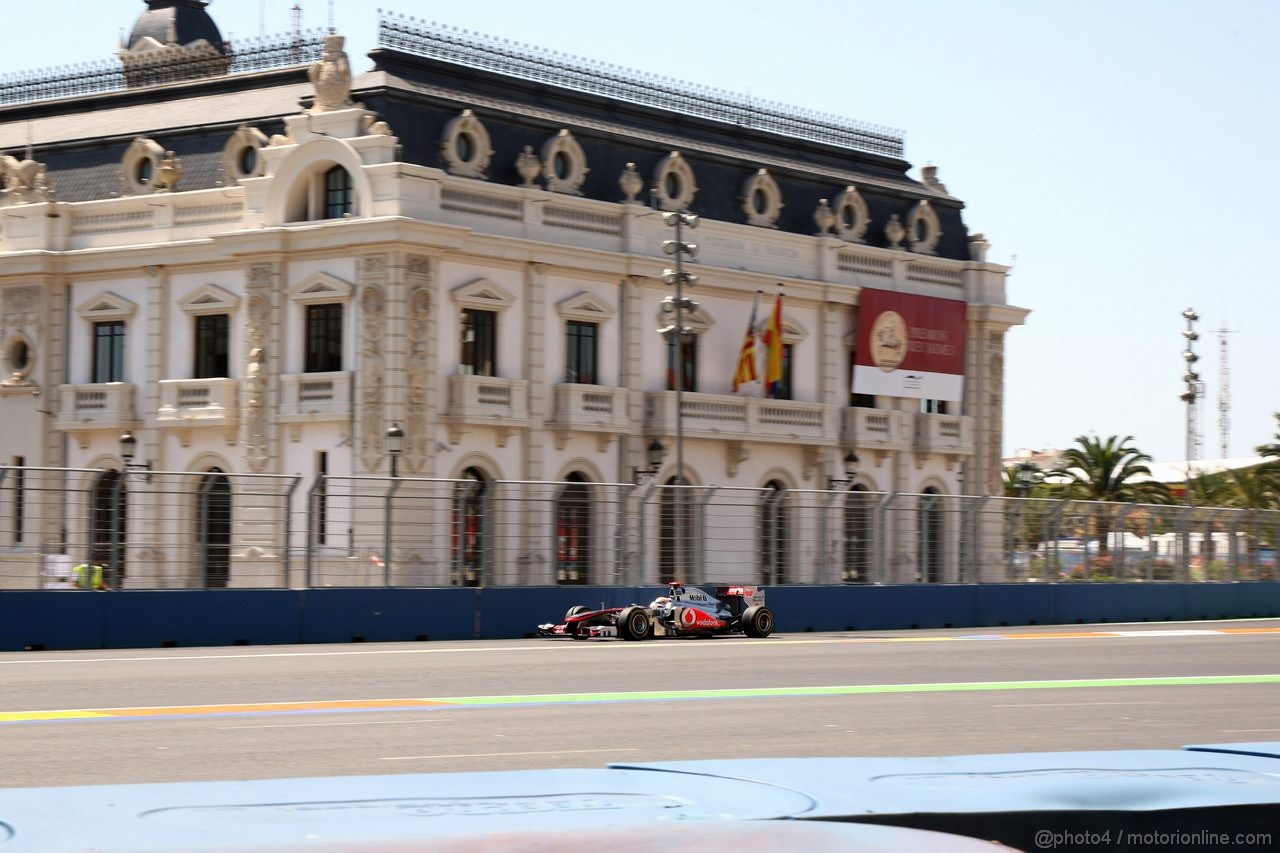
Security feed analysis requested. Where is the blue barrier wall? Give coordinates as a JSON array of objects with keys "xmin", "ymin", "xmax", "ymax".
[{"xmin": 0, "ymin": 582, "xmax": 1276, "ymax": 651}]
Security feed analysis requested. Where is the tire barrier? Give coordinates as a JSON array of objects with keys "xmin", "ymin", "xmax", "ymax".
[{"xmin": 1, "ymin": 583, "xmax": 1279, "ymax": 651}]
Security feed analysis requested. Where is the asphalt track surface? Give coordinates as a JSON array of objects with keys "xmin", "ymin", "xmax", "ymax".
[{"xmin": 0, "ymin": 619, "xmax": 1276, "ymax": 788}]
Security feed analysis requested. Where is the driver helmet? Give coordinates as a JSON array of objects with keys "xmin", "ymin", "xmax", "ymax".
[{"xmin": 652, "ymin": 596, "xmax": 672, "ymax": 609}]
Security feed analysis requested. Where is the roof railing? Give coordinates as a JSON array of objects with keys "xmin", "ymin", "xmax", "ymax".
[
  {"xmin": 375, "ymin": 12, "xmax": 905, "ymax": 158},
  {"xmin": 0, "ymin": 31, "xmax": 326, "ymax": 107}
]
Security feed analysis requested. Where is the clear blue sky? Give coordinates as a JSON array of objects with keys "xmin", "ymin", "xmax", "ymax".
[{"xmin": 5, "ymin": 0, "xmax": 1278, "ymax": 463}]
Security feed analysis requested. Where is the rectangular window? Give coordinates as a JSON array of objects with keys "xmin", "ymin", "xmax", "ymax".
[
  {"xmin": 460, "ymin": 309, "xmax": 497, "ymax": 377},
  {"xmin": 921, "ymin": 399, "xmax": 947, "ymax": 414},
  {"xmin": 194, "ymin": 314, "xmax": 230, "ymax": 379},
  {"xmin": 92, "ymin": 321, "xmax": 126, "ymax": 383},
  {"xmin": 304, "ymin": 304, "xmax": 344, "ymax": 373},
  {"xmin": 565, "ymin": 321, "xmax": 598, "ymax": 384},
  {"xmin": 313, "ymin": 450, "xmax": 327, "ymax": 547},
  {"xmin": 324, "ymin": 167, "xmax": 353, "ymax": 219},
  {"xmin": 848, "ymin": 351, "xmax": 876, "ymax": 408},
  {"xmin": 11, "ymin": 455, "xmax": 24, "ymax": 546},
  {"xmin": 665, "ymin": 333, "xmax": 698, "ymax": 392}
]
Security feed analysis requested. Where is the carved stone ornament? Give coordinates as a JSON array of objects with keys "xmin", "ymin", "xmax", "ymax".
[
  {"xmin": 405, "ymin": 286, "xmax": 431, "ymax": 472},
  {"xmin": 2, "ymin": 286, "xmax": 40, "ymax": 330},
  {"xmin": 516, "ymin": 145, "xmax": 541, "ymax": 187},
  {"xmin": 653, "ymin": 151, "xmax": 697, "ymax": 212},
  {"xmin": 307, "ymin": 33, "xmax": 354, "ymax": 113},
  {"xmin": 407, "ymin": 255, "xmax": 433, "ymax": 277},
  {"xmin": 440, "ymin": 109, "xmax": 492, "ymax": 179},
  {"xmin": 361, "ymin": 255, "xmax": 388, "ymax": 277},
  {"xmin": 969, "ymin": 232, "xmax": 990, "ymax": 262},
  {"xmin": 907, "ymin": 199, "xmax": 942, "ymax": 255},
  {"xmin": 884, "ymin": 214, "xmax": 906, "ymax": 249},
  {"xmin": 221, "ymin": 125, "xmax": 268, "ymax": 184},
  {"xmin": 248, "ymin": 263, "xmax": 275, "ymax": 288},
  {"xmin": 243, "ymin": 345, "xmax": 270, "ymax": 473},
  {"xmin": 813, "ymin": 198, "xmax": 835, "ymax": 235},
  {"xmin": 619, "ymin": 162, "xmax": 643, "ymax": 203},
  {"xmin": 921, "ymin": 163, "xmax": 948, "ymax": 195},
  {"xmin": 0, "ymin": 156, "xmax": 49, "ymax": 206},
  {"xmin": 120, "ymin": 136, "xmax": 164, "ymax": 196},
  {"xmin": 833, "ymin": 185, "xmax": 870, "ymax": 243},
  {"xmin": 541, "ymin": 129, "xmax": 589, "ymax": 195},
  {"xmin": 741, "ymin": 168, "xmax": 783, "ymax": 228},
  {"xmin": 152, "ymin": 150, "xmax": 183, "ymax": 193},
  {"xmin": 363, "ymin": 115, "xmax": 392, "ymax": 136},
  {"xmin": 359, "ymin": 285, "xmax": 387, "ymax": 473}
]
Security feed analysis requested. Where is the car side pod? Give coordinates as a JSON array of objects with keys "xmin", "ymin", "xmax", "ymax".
[
  {"xmin": 617, "ymin": 606, "xmax": 651, "ymax": 641},
  {"xmin": 742, "ymin": 605, "xmax": 775, "ymax": 638}
]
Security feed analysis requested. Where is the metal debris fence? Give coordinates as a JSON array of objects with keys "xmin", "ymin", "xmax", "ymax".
[
  {"xmin": 0, "ymin": 467, "xmax": 1276, "ymax": 590},
  {"xmin": 0, "ymin": 32, "xmax": 325, "ymax": 106}
]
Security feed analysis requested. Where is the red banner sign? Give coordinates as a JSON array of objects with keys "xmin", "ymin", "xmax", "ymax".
[{"xmin": 853, "ymin": 288, "xmax": 967, "ymax": 401}]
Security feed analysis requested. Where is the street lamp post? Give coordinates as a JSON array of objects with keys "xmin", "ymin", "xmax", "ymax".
[
  {"xmin": 114, "ymin": 431, "xmax": 154, "ymax": 591},
  {"xmin": 661, "ymin": 212, "xmax": 699, "ymax": 581},
  {"xmin": 632, "ymin": 439, "xmax": 666, "ymax": 486},
  {"xmin": 1180, "ymin": 309, "xmax": 1201, "ymax": 505},
  {"xmin": 827, "ymin": 451, "xmax": 860, "ymax": 491},
  {"xmin": 383, "ymin": 423, "xmax": 404, "ymax": 586}
]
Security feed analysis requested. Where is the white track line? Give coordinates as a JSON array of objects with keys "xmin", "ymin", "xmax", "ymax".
[{"xmin": 992, "ymin": 701, "xmax": 1162, "ymax": 707}]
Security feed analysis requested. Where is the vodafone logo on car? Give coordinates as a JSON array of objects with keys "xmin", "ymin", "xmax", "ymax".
[{"xmin": 681, "ymin": 608, "xmax": 697, "ymax": 626}]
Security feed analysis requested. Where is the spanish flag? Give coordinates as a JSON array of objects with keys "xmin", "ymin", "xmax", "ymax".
[
  {"xmin": 763, "ymin": 290, "xmax": 784, "ymax": 398},
  {"xmin": 732, "ymin": 291, "xmax": 761, "ymax": 392}
]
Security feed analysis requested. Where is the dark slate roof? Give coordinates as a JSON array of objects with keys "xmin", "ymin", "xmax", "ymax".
[{"xmin": 128, "ymin": 0, "xmax": 226, "ymax": 53}]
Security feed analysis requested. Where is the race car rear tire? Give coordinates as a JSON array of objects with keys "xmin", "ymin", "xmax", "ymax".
[
  {"xmin": 565, "ymin": 604, "xmax": 591, "ymax": 621},
  {"xmin": 742, "ymin": 605, "xmax": 774, "ymax": 638},
  {"xmin": 618, "ymin": 606, "xmax": 651, "ymax": 641}
]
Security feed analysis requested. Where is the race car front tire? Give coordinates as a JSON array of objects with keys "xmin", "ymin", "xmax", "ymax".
[
  {"xmin": 617, "ymin": 606, "xmax": 652, "ymax": 641},
  {"xmin": 742, "ymin": 605, "xmax": 774, "ymax": 638},
  {"xmin": 565, "ymin": 604, "xmax": 591, "ymax": 620}
]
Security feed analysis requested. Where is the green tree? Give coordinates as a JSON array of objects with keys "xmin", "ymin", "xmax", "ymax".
[
  {"xmin": 1256, "ymin": 412, "xmax": 1280, "ymax": 461},
  {"xmin": 1051, "ymin": 435, "xmax": 1173, "ymax": 554}
]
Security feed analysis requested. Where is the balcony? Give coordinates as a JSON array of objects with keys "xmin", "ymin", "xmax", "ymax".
[
  {"xmin": 278, "ymin": 372, "xmax": 352, "ymax": 423},
  {"xmin": 55, "ymin": 383, "xmax": 137, "ymax": 433},
  {"xmin": 914, "ymin": 413, "xmax": 976, "ymax": 456},
  {"xmin": 644, "ymin": 391, "xmax": 837, "ymax": 445},
  {"xmin": 547, "ymin": 384, "xmax": 631, "ymax": 436},
  {"xmin": 443, "ymin": 374, "xmax": 530, "ymax": 444},
  {"xmin": 156, "ymin": 378, "xmax": 239, "ymax": 429},
  {"xmin": 842, "ymin": 407, "xmax": 912, "ymax": 452}
]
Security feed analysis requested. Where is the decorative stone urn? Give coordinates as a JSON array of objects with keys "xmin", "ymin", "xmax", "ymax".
[
  {"xmin": 516, "ymin": 145, "xmax": 541, "ymax": 187},
  {"xmin": 619, "ymin": 162, "xmax": 643, "ymax": 203},
  {"xmin": 885, "ymin": 214, "xmax": 906, "ymax": 249},
  {"xmin": 813, "ymin": 198, "xmax": 835, "ymax": 235}
]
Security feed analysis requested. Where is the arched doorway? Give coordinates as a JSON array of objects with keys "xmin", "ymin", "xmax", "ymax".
[
  {"xmin": 90, "ymin": 469, "xmax": 126, "ymax": 587},
  {"xmin": 196, "ymin": 468, "xmax": 232, "ymax": 588},
  {"xmin": 760, "ymin": 480, "xmax": 790, "ymax": 585},
  {"xmin": 842, "ymin": 484, "xmax": 872, "ymax": 583},
  {"xmin": 451, "ymin": 467, "xmax": 488, "ymax": 587},
  {"xmin": 918, "ymin": 487, "xmax": 943, "ymax": 583},
  {"xmin": 658, "ymin": 476, "xmax": 694, "ymax": 584},
  {"xmin": 555, "ymin": 473, "xmax": 592, "ymax": 585}
]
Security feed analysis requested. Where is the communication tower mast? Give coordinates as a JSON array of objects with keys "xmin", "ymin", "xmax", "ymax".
[
  {"xmin": 1216, "ymin": 328, "xmax": 1235, "ymax": 459},
  {"xmin": 1180, "ymin": 309, "xmax": 1202, "ymax": 501}
]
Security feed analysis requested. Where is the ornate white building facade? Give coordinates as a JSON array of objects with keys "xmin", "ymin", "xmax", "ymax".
[{"xmin": 0, "ymin": 3, "xmax": 1027, "ymax": 588}]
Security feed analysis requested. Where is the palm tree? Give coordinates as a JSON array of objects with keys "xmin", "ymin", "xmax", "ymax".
[
  {"xmin": 1051, "ymin": 435, "xmax": 1172, "ymax": 554},
  {"xmin": 1256, "ymin": 413, "xmax": 1280, "ymax": 461}
]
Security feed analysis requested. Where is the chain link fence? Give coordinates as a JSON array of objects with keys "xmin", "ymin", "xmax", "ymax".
[{"xmin": 2, "ymin": 466, "xmax": 1277, "ymax": 589}]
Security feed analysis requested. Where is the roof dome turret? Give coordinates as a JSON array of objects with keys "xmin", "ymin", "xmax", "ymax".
[{"xmin": 120, "ymin": 0, "xmax": 231, "ymax": 87}]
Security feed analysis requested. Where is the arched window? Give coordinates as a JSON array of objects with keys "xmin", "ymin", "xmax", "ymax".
[
  {"xmin": 842, "ymin": 484, "xmax": 872, "ymax": 583},
  {"xmin": 323, "ymin": 166, "xmax": 353, "ymax": 219},
  {"xmin": 451, "ymin": 467, "xmax": 489, "ymax": 587},
  {"xmin": 658, "ymin": 476, "xmax": 695, "ymax": 584},
  {"xmin": 91, "ymin": 469, "xmax": 126, "ymax": 588},
  {"xmin": 555, "ymin": 473, "xmax": 592, "ymax": 585},
  {"xmin": 196, "ymin": 468, "xmax": 232, "ymax": 588},
  {"xmin": 918, "ymin": 487, "xmax": 943, "ymax": 583},
  {"xmin": 759, "ymin": 480, "xmax": 790, "ymax": 584}
]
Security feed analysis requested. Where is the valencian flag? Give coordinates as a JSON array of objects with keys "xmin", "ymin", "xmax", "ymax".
[
  {"xmin": 762, "ymin": 289, "xmax": 784, "ymax": 398},
  {"xmin": 732, "ymin": 291, "xmax": 761, "ymax": 392}
]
